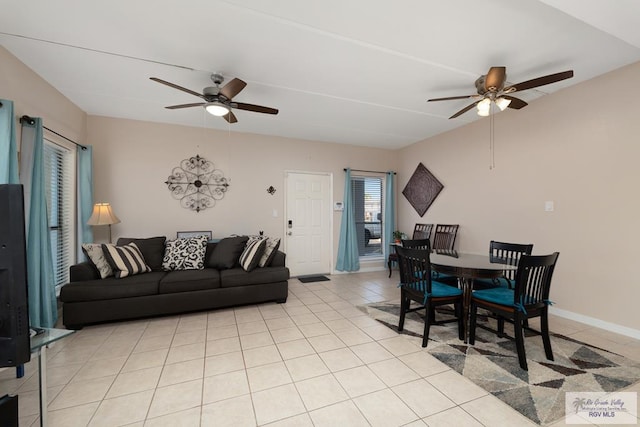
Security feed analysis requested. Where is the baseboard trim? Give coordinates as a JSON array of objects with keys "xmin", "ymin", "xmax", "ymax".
[{"xmin": 550, "ymin": 306, "xmax": 640, "ymax": 340}]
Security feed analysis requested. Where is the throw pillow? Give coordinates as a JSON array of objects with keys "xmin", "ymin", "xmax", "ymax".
[
  {"xmin": 82, "ymin": 243, "xmax": 114, "ymax": 279},
  {"xmin": 116, "ymin": 236, "xmax": 166, "ymax": 272},
  {"xmin": 162, "ymin": 235, "xmax": 208, "ymax": 271},
  {"xmin": 101, "ymin": 243, "xmax": 151, "ymax": 278},
  {"xmin": 239, "ymin": 239, "xmax": 267, "ymax": 272},
  {"xmin": 207, "ymin": 236, "xmax": 249, "ymax": 269},
  {"xmin": 259, "ymin": 237, "xmax": 281, "ymax": 268}
]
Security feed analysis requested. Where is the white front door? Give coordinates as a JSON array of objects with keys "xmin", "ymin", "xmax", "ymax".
[{"xmin": 285, "ymin": 171, "xmax": 332, "ymax": 277}]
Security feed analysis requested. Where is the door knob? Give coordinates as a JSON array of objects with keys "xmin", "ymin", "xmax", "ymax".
[{"xmin": 287, "ymin": 231, "xmax": 292, "ymax": 236}]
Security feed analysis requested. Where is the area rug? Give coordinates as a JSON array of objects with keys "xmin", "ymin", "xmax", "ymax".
[
  {"xmin": 298, "ymin": 275, "xmax": 330, "ymax": 283},
  {"xmin": 358, "ymin": 301, "xmax": 640, "ymax": 425}
]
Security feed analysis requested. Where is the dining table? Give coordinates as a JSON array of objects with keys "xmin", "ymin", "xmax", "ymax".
[{"xmin": 429, "ymin": 249, "xmax": 517, "ymax": 343}]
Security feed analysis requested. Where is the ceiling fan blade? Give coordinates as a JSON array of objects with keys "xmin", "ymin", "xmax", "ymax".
[
  {"xmin": 150, "ymin": 77, "xmax": 204, "ymax": 99},
  {"xmin": 508, "ymin": 70, "xmax": 574, "ymax": 93},
  {"xmin": 234, "ymin": 102, "xmax": 279, "ymax": 115},
  {"xmin": 223, "ymin": 111, "xmax": 238, "ymax": 123},
  {"xmin": 502, "ymin": 96, "xmax": 527, "ymax": 110},
  {"xmin": 219, "ymin": 78, "xmax": 247, "ymax": 100},
  {"xmin": 165, "ymin": 102, "xmax": 206, "ymax": 109},
  {"xmin": 485, "ymin": 67, "xmax": 506, "ymax": 91},
  {"xmin": 428, "ymin": 95, "xmax": 476, "ymax": 102},
  {"xmin": 449, "ymin": 101, "xmax": 480, "ymax": 119}
]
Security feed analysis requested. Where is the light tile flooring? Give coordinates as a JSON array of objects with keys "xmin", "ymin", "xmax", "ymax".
[{"xmin": 2, "ymin": 271, "xmax": 639, "ymax": 426}]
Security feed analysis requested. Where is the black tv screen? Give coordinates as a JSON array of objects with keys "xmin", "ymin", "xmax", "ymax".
[{"xmin": 0, "ymin": 184, "xmax": 30, "ymax": 367}]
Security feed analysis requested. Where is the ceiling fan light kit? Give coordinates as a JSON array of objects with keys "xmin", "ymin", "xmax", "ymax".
[
  {"xmin": 428, "ymin": 66, "xmax": 574, "ymax": 119},
  {"xmin": 205, "ymin": 102, "xmax": 230, "ymax": 116}
]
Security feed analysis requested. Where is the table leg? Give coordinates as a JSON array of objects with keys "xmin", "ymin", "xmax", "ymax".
[
  {"xmin": 458, "ymin": 277, "xmax": 474, "ymax": 344},
  {"xmin": 38, "ymin": 346, "xmax": 47, "ymax": 427}
]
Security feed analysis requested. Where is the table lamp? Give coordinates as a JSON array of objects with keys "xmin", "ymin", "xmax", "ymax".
[{"xmin": 87, "ymin": 203, "xmax": 120, "ymax": 243}]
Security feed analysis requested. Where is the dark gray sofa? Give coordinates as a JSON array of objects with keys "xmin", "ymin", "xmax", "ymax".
[{"xmin": 60, "ymin": 236, "xmax": 289, "ymax": 329}]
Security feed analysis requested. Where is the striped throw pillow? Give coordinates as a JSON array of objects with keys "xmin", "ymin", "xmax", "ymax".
[
  {"xmin": 101, "ymin": 243, "xmax": 151, "ymax": 278},
  {"xmin": 239, "ymin": 239, "xmax": 267, "ymax": 272}
]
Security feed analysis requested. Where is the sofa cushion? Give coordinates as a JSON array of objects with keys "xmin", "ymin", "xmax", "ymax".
[
  {"xmin": 162, "ymin": 236, "xmax": 208, "ymax": 271},
  {"xmin": 239, "ymin": 239, "xmax": 267, "ymax": 272},
  {"xmin": 207, "ymin": 236, "xmax": 249, "ymax": 269},
  {"xmin": 60, "ymin": 272, "xmax": 164, "ymax": 302},
  {"xmin": 117, "ymin": 236, "xmax": 167, "ymax": 272},
  {"xmin": 159, "ymin": 269, "xmax": 221, "ymax": 294},
  {"xmin": 220, "ymin": 266, "xmax": 290, "ymax": 288},
  {"xmin": 259, "ymin": 237, "xmax": 281, "ymax": 267},
  {"xmin": 82, "ymin": 243, "xmax": 114, "ymax": 279},
  {"xmin": 102, "ymin": 243, "xmax": 152, "ymax": 278}
]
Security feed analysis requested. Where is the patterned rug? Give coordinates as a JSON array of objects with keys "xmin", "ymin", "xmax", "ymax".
[{"xmin": 358, "ymin": 301, "xmax": 640, "ymax": 425}]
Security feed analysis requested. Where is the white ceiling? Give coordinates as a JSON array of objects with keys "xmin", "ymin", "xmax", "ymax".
[{"xmin": 1, "ymin": 0, "xmax": 639, "ymax": 149}]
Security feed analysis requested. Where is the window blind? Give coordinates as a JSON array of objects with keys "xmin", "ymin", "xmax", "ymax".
[
  {"xmin": 44, "ymin": 141, "xmax": 75, "ymax": 289},
  {"xmin": 351, "ymin": 175, "xmax": 383, "ymax": 257}
]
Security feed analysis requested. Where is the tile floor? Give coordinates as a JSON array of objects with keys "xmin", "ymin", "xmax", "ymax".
[{"xmin": 1, "ymin": 271, "xmax": 639, "ymax": 426}]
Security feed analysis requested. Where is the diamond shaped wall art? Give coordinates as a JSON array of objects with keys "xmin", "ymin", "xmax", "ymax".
[{"xmin": 402, "ymin": 162, "xmax": 443, "ymax": 217}]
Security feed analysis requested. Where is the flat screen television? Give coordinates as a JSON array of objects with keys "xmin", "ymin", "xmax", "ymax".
[{"xmin": 0, "ymin": 184, "xmax": 30, "ymax": 367}]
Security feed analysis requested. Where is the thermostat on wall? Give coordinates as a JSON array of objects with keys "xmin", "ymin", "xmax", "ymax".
[{"xmin": 334, "ymin": 202, "xmax": 344, "ymax": 211}]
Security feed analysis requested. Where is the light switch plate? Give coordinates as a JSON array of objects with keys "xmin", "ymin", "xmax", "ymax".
[{"xmin": 545, "ymin": 201, "xmax": 554, "ymax": 212}]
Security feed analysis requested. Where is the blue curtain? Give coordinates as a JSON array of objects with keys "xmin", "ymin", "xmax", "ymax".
[
  {"xmin": 383, "ymin": 172, "xmax": 395, "ymax": 260},
  {"xmin": 0, "ymin": 99, "xmax": 19, "ymax": 184},
  {"xmin": 77, "ymin": 145, "xmax": 94, "ymax": 250},
  {"xmin": 20, "ymin": 117, "xmax": 58, "ymax": 328},
  {"xmin": 336, "ymin": 168, "xmax": 360, "ymax": 271}
]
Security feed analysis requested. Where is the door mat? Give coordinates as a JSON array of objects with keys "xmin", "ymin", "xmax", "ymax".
[
  {"xmin": 358, "ymin": 301, "xmax": 640, "ymax": 425},
  {"xmin": 298, "ymin": 275, "xmax": 330, "ymax": 283}
]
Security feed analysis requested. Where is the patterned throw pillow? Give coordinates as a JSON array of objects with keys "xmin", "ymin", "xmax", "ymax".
[
  {"xmin": 239, "ymin": 239, "xmax": 267, "ymax": 272},
  {"xmin": 162, "ymin": 235, "xmax": 208, "ymax": 271},
  {"xmin": 259, "ymin": 237, "xmax": 281, "ymax": 268},
  {"xmin": 82, "ymin": 243, "xmax": 114, "ymax": 279},
  {"xmin": 101, "ymin": 243, "xmax": 151, "ymax": 278}
]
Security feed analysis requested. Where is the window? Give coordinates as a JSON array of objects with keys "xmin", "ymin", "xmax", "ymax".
[
  {"xmin": 351, "ymin": 175, "xmax": 383, "ymax": 257},
  {"xmin": 43, "ymin": 140, "xmax": 76, "ymax": 291}
]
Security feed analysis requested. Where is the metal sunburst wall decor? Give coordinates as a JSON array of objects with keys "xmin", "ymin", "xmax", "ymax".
[{"xmin": 165, "ymin": 154, "xmax": 230, "ymax": 213}]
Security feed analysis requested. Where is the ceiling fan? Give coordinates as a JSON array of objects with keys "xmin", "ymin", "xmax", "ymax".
[
  {"xmin": 428, "ymin": 67, "xmax": 574, "ymax": 119},
  {"xmin": 150, "ymin": 73, "xmax": 279, "ymax": 123}
]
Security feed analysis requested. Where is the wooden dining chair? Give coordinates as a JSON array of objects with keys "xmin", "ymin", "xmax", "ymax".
[
  {"xmin": 474, "ymin": 241, "xmax": 534, "ymax": 290},
  {"xmin": 412, "ymin": 223, "xmax": 433, "ymax": 240},
  {"xmin": 401, "ymin": 238, "xmax": 431, "ymax": 250},
  {"xmin": 432, "ymin": 224, "xmax": 459, "ymax": 250},
  {"xmin": 469, "ymin": 252, "xmax": 560, "ymax": 370},
  {"xmin": 396, "ymin": 246, "xmax": 464, "ymax": 347},
  {"xmin": 388, "ymin": 224, "xmax": 433, "ymax": 277}
]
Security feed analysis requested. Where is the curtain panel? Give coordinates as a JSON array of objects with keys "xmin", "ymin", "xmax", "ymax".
[
  {"xmin": 336, "ymin": 168, "xmax": 360, "ymax": 271},
  {"xmin": 77, "ymin": 145, "xmax": 94, "ymax": 253},
  {"xmin": 383, "ymin": 172, "xmax": 395, "ymax": 260},
  {"xmin": 20, "ymin": 117, "xmax": 58, "ymax": 328},
  {"xmin": 0, "ymin": 99, "xmax": 19, "ymax": 184}
]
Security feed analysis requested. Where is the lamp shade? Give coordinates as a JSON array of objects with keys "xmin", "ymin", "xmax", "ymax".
[{"xmin": 87, "ymin": 203, "xmax": 120, "ymax": 226}]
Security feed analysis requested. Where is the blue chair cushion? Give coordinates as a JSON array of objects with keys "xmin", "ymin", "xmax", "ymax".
[
  {"xmin": 472, "ymin": 287, "xmax": 515, "ymax": 307},
  {"xmin": 432, "ymin": 280, "xmax": 463, "ymax": 298},
  {"xmin": 402, "ymin": 280, "xmax": 462, "ymax": 298}
]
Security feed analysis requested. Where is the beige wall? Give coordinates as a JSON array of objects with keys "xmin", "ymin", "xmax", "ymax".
[
  {"xmin": 86, "ymin": 116, "xmax": 396, "ymax": 271},
  {"xmin": 398, "ymin": 61, "xmax": 640, "ymax": 333},
  {"xmin": 0, "ymin": 46, "xmax": 86, "ymax": 145}
]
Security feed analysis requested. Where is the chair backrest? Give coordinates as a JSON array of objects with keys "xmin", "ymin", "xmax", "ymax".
[
  {"xmin": 432, "ymin": 224, "xmax": 459, "ymax": 250},
  {"xmin": 513, "ymin": 253, "xmax": 560, "ymax": 308},
  {"xmin": 489, "ymin": 241, "xmax": 534, "ymax": 281},
  {"xmin": 401, "ymin": 238, "xmax": 431, "ymax": 251},
  {"xmin": 395, "ymin": 246, "xmax": 433, "ymax": 294},
  {"xmin": 412, "ymin": 223, "xmax": 433, "ymax": 240}
]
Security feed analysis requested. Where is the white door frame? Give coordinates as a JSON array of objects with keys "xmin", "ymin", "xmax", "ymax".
[{"xmin": 284, "ymin": 170, "xmax": 333, "ymax": 276}]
